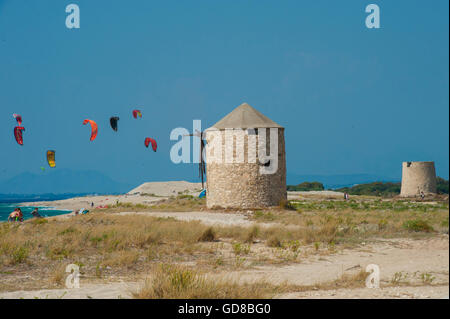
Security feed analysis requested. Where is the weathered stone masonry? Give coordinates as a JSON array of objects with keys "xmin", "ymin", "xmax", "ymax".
[
  {"xmin": 400, "ymin": 161, "xmax": 437, "ymax": 197},
  {"xmin": 205, "ymin": 103, "xmax": 287, "ymax": 209}
]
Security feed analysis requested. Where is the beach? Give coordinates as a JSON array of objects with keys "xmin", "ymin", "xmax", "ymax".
[{"xmin": 0, "ymin": 182, "xmax": 448, "ymax": 299}]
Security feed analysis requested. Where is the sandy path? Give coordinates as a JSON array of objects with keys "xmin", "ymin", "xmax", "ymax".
[
  {"xmin": 117, "ymin": 211, "xmax": 253, "ymax": 227},
  {"xmin": 279, "ymin": 285, "xmax": 449, "ymax": 299},
  {"xmin": 287, "ymin": 190, "xmax": 344, "ymax": 200},
  {"xmin": 0, "ymin": 282, "xmax": 138, "ymax": 299},
  {"xmin": 117, "ymin": 211, "xmax": 296, "ymax": 229},
  {"xmin": 223, "ymin": 237, "xmax": 449, "ymax": 287}
]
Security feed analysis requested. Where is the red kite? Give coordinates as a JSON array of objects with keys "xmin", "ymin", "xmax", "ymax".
[
  {"xmin": 82, "ymin": 119, "xmax": 98, "ymax": 141},
  {"xmin": 145, "ymin": 137, "xmax": 157, "ymax": 152},
  {"xmin": 14, "ymin": 126, "xmax": 25, "ymax": 145},
  {"xmin": 132, "ymin": 110, "xmax": 142, "ymax": 119}
]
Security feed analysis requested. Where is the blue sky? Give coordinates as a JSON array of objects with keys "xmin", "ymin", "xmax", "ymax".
[{"xmin": 0, "ymin": 0, "xmax": 448, "ymax": 187}]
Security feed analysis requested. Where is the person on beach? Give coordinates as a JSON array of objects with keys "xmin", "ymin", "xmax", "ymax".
[
  {"xmin": 420, "ymin": 191, "xmax": 425, "ymax": 201},
  {"xmin": 31, "ymin": 208, "xmax": 42, "ymax": 218},
  {"xmin": 8, "ymin": 208, "xmax": 23, "ymax": 222}
]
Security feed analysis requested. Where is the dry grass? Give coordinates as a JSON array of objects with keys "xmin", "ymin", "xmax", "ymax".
[
  {"xmin": 1, "ymin": 207, "xmax": 445, "ymax": 271},
  {"xmin": 198, "ymin": 227, "xmax": 216, "ymax": 242},
  {"xmin": 245, "ymin": 226, "xmax": 259, "ymax": 243},
  {"xmin": 88, "ymin": 196, "xmax": 206, "ymax": 214},
  {"xmin": 144, "ymin": 196, "xmax": 206, "ymax": 212},
  {"xmin": 0, "ymin": 195, "xmax": 447, "ymax": 292},
  {"xmin": 270, "ymin": 270, "xmax": 371, "ymax": 293},
  {"xmin": 101, "ymin": 251, "xmax": 141, "ymax": 268},
  {"xmin": 133, "ymin": 264, "xmax": 274, "ymax": 299},
  {"xmin": 133, "ymin": 265, "xmax": 373, "ymax": 299},
  {"xmin": 250, "ymin": 199, "xmax": 448, "ymax": 240},
  {"xmin": 49, "ymin": 264, "xmax": 67, "ymax": 286},
  {"xmin": 0, "ymin": 213, "xmax": 217, "ymax": 290},
  {"xmin": 266, "ymin": 236, "xmax": 282, "ymax": 248}
]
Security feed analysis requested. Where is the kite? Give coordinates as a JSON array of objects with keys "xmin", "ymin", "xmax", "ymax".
[
  {"xmin": 47, "ymin": 150, "xmax": 56, "ymax": 168},
  {"xmin": 132, "ymin": 110, "xmax": 142, "ymax": 119},
  {"xmin": 144, "ymin": 137, "xmax": 157, "ymax": 152},
  {"xmin": 82, "ymin": 119, "xmax": 98, "ymax": 141},
  {"xmin": 13, "ymin": 114, "xmax": 22, "ymax": 125},
  {"xmin": 110, "ymin": 116, "xmax": 119, "ymax": 131},
  {"xmin": 13, "ymin": 126, "xmax": 25, "ymax": 145}
]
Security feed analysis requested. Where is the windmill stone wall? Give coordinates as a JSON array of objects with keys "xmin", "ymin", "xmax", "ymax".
[{"xmin": 205, "ymin": 103, "xmax": 286, "ymax": 209}]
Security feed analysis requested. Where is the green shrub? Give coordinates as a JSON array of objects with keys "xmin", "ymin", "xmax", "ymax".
[
  {"xmin": 402, "ymin": 219, "xmax": 434, "ymax": 232},
  {"xmin": 10, "ymin": 246, "xmax": 29, "ymax": 264},
  {"xmin": 32, "ymin": 218, "xmax": 48, "ymax": 225},
  {"xmin": 378, "ymin": 219, "xmax": 388, "ymax": 230},
  {"xmin": 232, "ymin": 243, "xmax": 250, "ymax": 255},
  {"xmin": 58, "ymin": 227, "xmax": 77, "ymax": 236},
  {"xmin": 177, "ymin": 194, "xmax": 194, "ymax": 199},
  {"xmin": 437, "ymin": 177, "xmax": 449, "ymax": 194},
  {"xmin": 336, "ymin": 182, "xmax": 401, "ymax": 197},
  {"xmin": 253, "ymin": 211, "xmax": 275, "ymax": 221},
  {"xmin": 198, "ymin": 227, "xmax": 216, "ymax": 242},
  {"xmin": 279, "ymin": 200, "xmax": 295, "ymax": 210}
]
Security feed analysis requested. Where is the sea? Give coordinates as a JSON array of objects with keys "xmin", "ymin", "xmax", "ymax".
[
  {"xmin": 0, "ymin": 194, "xmax": 78, "ymax": 222},
  {"xmin": 0, "ymin": 203, "xmax": 71, "ymax": 222}
]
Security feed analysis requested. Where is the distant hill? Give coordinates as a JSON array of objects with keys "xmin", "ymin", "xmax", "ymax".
[
  {"xmin": 0, "ymin": 169, "xmax": 132, "ymax": 195},
  {"xmin": 287, "ymin": 181, "xmax": 325, "ymax": 191},
  {"xmin": 287, "ymin": 173, "xmax": 399, "ymax": 189}
]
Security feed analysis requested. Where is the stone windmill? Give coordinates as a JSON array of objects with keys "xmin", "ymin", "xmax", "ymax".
[{"xmin": 204, "ymin": 103, "xmax": 286, "ymax": 209}]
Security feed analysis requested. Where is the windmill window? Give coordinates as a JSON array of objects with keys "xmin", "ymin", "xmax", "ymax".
[{"xmin": 259, "ymin": 160, "xmax": 270, "ymax": 167}]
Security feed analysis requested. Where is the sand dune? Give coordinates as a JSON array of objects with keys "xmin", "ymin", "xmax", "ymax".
[{"xmin": 128, "ymin": 181, "xmax": 203, "ymax": 196}]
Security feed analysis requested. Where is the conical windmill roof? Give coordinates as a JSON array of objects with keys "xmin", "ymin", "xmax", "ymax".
[{"xmin": 208, "ymin": 103, "xmax": 283, "ymax": 130}]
